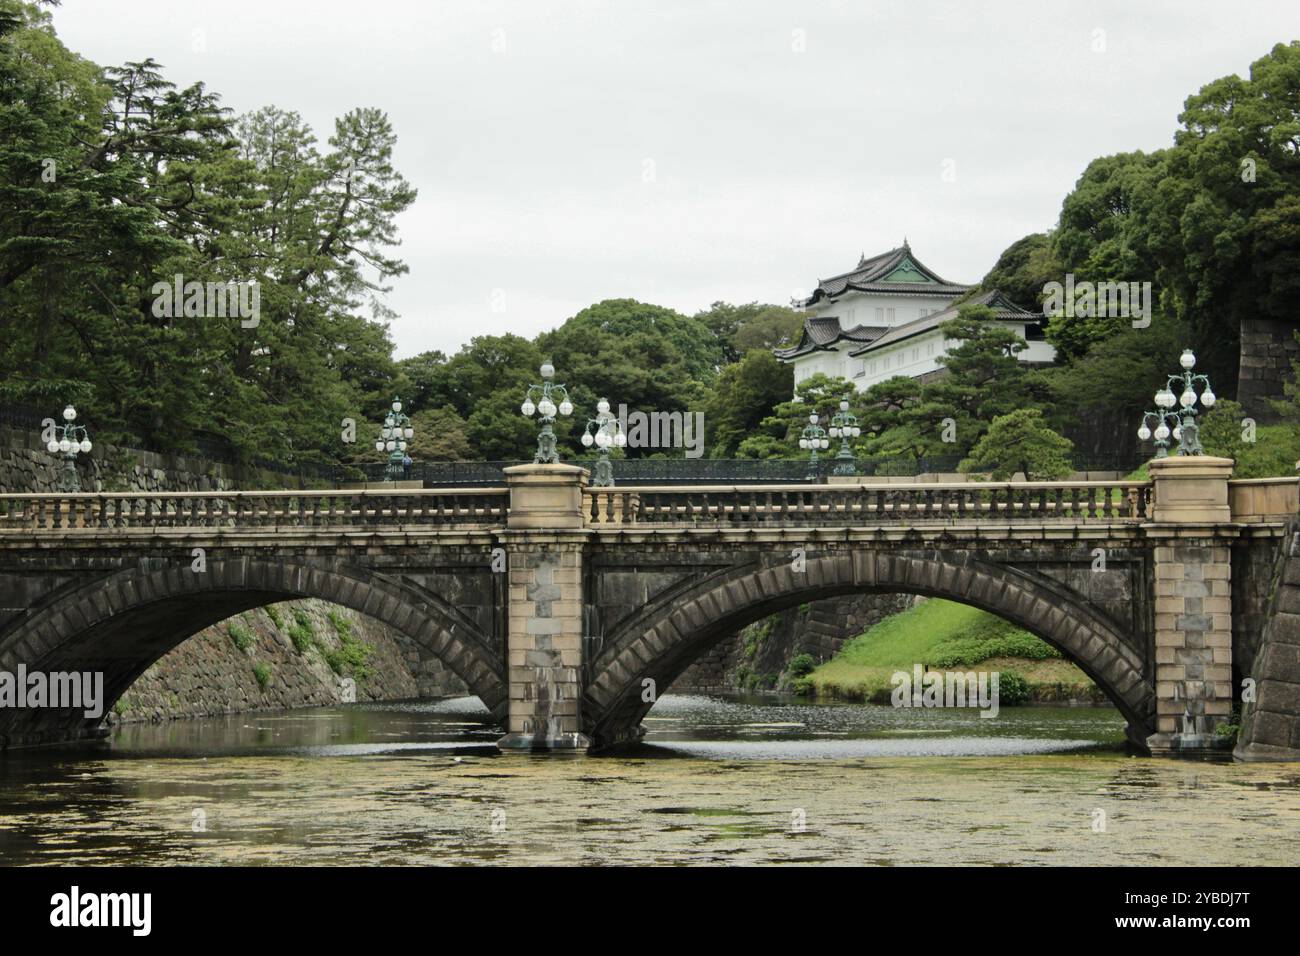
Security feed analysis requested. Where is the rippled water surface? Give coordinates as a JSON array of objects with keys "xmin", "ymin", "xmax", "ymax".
[{"xmin": 1, "ymin": 695, "xmax": 1297, "ymax": 865}]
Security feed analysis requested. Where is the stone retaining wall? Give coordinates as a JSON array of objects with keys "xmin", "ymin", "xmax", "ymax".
[
  {"xmin": 1237, "ymin": 317, "xmax": 1300, "ymax": 425},
  {"xmin": 0, "ymin": 422, "xmax": 286, "ymax": 494},
  {"xmin": 1236, "ymin": 517, "xmax": 1300, "ymax": 760},
  {"xmin": 670, "ymin": 593, "xmax": 915, "ymax": 693}
]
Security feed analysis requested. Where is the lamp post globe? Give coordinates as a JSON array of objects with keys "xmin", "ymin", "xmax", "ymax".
[
  {"xmin": 1137, "ymin": 350, "xmax": 1216, "ymax": 457},
  {"xmin": 521, "ymin": 361, "xmax": 573, "ymax": 464},
  {"xmin": 47, "ymin": 404, "xmax": 91, "ymax": 492},
  {"xmin": 375, "ymin": 397, "xmax": 414, "ymax": 481},
  {"xmin": 583, "ymin": 397, "xmax": 623, "ymax": 487},
  {"xmin": 799, "ymin": 410, "xmax": 829, "ymax": 480},
  {"xmin": 829, "ymin": 394, "xmax": 860, "ymax": 477}
]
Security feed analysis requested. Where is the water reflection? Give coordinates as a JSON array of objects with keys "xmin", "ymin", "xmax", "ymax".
[{"xmin": 0, "ymin": 695, "xmax": 1295, "ymax": 866}]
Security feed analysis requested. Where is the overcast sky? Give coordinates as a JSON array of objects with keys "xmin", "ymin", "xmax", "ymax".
[{"xmin": 54, "ymin": 1, "xmax": 1300, "ymax": 359}]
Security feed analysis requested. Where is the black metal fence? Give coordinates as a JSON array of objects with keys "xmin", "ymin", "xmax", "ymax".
[
  {"xmin": 2, "ymin": 403, "xmax": 1143, "ymax": 488},
  {"xmin": 349, "ymin": 452, "xmax": 1146, "ymax": 487}
]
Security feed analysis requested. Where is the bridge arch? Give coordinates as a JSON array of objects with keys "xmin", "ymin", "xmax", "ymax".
[
  {"xmin": 0, "ymin": 557, "xmax": 506, "ymax": 748},
  {"xmin": 583, "ymin": 550, "xmax": 1154, "ymax": 749}
]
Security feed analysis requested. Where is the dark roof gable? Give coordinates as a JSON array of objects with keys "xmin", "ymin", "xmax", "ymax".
[
  {"xmin": 774, "ymin": 315, "xmax": 887, "ymax": 359},
  {"xmin": 803, "ymin": 242, "xmax": 971, "ymax": 307}
]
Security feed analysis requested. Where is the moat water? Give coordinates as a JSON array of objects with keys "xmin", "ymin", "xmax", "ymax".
[{"xmin": 0, "ymin": 694, "xmax": 1297, "ymax": 865}]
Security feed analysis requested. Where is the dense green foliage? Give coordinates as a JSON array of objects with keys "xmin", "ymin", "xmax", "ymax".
[
  {"xmin": 3, "ymin": 4, "xmax": 1298, "ymax": 478},
  {"xmin": 968, "ymin": 41, "xmax": 1300, "ymax": 466},
  {"xmin": 961, "ymin": 409, "xmax": 1074, "ymax": 480}
]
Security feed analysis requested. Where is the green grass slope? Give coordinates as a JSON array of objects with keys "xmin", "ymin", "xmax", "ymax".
[{"xmin": 804, "ymin": 598, "xmax": 1105, "ymax": 705}]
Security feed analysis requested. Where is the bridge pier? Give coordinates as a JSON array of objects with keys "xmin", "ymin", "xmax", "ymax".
[
  {"xmin": 496, "ymin": 464, "xmax": 591, "ymax": 752},
  {"xmin": 1146, "ymin": 456, "xmax": 1237, "ymax": 756}
]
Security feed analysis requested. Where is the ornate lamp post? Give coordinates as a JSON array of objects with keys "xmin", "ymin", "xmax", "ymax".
[
  {"xmin": 520, "ymin": 361, "xmax": 574, "ymax": 464},
  {"xmin": 1137, "ymin": 410, "xmax": 1180, "ymax": 459},
  {"xmin": 46, "ymin": 404, "xmax": 92, "ymax": 493},
  {"xmin": 580, "ymin": 398, "xmax": 626, "ymax": 487},
  {"xmin": 1143, "ymin": 349, "xmax": 1217, "ymax": 456},
  {"xmin": 828, "ymin": 395, "xmax": 861, "ymax": 477},
  {"xmin": 374, "ymin": 397, "xmax": 413, "ymax": 481},
  {"xmin": 798, "ymin": 410, "xmax": 829, "ymax": 480}
]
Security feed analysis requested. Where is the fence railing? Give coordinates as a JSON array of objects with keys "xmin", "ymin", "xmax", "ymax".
[
  {"xmin": 584, "ymin": 481, "xmax": 1154, "ymax": 526},
  {"xmin": 0, "ymin": 480, "xmax": 1161, "ymax": 533},
  {"xmin": 351, "ymin": 453, "xmax": 1147, "ymax": 487},
  {"xmin": 0, "ymin": 490, "xmax": 509, "ymax": 532}
]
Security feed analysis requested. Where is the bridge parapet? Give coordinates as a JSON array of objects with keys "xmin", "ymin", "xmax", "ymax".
[
  {"xmin": 585, "ymin": 480, "xmax": 1153, "ymax": 527},
  {"xmin": 0, "ymin": 489, "xmax": 509, "ymax": 533},
  {"xmin": 1228, "ymin": 477, "xmax": 1300, "ymax": 524}
]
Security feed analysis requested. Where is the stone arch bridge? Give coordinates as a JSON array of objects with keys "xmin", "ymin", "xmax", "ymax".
[{"xmin": 1, "ymin": 458, "xmax": 1297, "ymax": 759}]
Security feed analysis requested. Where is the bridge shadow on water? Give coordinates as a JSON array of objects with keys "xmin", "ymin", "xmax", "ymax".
[{"xmin": 62, "ymin": 693, "xmax": 1135, "ymax": 763}]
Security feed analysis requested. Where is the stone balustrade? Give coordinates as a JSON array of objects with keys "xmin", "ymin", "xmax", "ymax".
[{"xmin": 0, "ymin": 489, "xmax": 509, "ymax": 532}]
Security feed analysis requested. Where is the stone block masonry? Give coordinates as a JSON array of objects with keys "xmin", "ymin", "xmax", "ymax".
[
  {"xmin": 1150, "ymin": 541, "xmax": 1234, "ymax": 737},
  {"xmin": 0, "ymin": 420, "xmax": 329, "ymax": 494},
  {"xmin": 1237, "ymin": 317, "xmax": 1300, "ymax": 425},
  {"xmin": 4, "ymin": 453, "xmax": 1295, "ymax": 758},
  {"xmin": 1145, "ymin": 455, "xmax": 1237, "ymax": 754},
  {"xmin": 1236, "ymin": 515, "xmax": 1300, "ymax": 760},
  {"xmin": 107, "ymin": 599, "xmax": 451, "ymax": 726},
  {"xmin": 498, "ymin": 462, "xmax": 591, "ymax": 750},
  {"xmin": 498, "ymin": 545, "xmax": 588, "ymax": 749},
  {"xmin": 671, "ymin": 593, "xmax": 914, "ymax": 693}
]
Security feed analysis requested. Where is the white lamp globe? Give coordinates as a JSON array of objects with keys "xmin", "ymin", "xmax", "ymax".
[
  {"xmin": 58, "ymin": 438, "xmax": 71, "ymax": 453},
  {"xmin": 558, "ymin": 400, "xmax": 573, "ymax": 417},
  {"xmin": 1154, "ymin": 424, "xmax": 1170, "ymax": 441},
  {"xmin": 852, "ymin": 427, "xmax": 861, "ymax": 437},
  {"xmin": 386, "ymin": 440, "xmax": 396, "ymax": 451},
  {"xmin": 1180, "ymin": 349, "xmax": 1196, "ymax": 370},
  {"xmin": 581, "ymin": 432, "xmax": 594, "ymax": 447},
  {"xmin": 62, "ymin": 405, "xmax": 76, "ymax": 421},
  {"xmin": 820, "ymin": 438, "xmax": 830, "ymax": 449},
  {"xmin": 829, "ymin": 426, "xmax": 841, "ymax": 438},
  {"xmin": 1155, "ymin": 389, "xmax": 1173, "ymax": 408},
  {"xmin": 597, "ymin": 398, "xmax": 611, "ymax": 415},
  {"xmin": 392, "ymin": 399, "xmax": 402, "ymax": 412},
  {"xmin": 374, "ymin": 440, "xmax": 384, "ymax": 451},
  {"xmin": 1201, "ymin": 389, "xmax": 1217, "ymax": 407},
  {"xmin": 521, "ymin": 400, "xmax": 536, "ymax": 416},
  {"xmin": 540, "ymin": 361, "xmax": 555, "ymax": 379},
  {"xmin": 614, "ymin": 432, "xmax": 626, "ymax": 447},
  {"xmin": 382, "ymin": 427, "xmax": 392, "ymax": 439},
  {"xmin": 840, "ymin": 399, "xmax": 850, "ymax": 412},
  {"xmin": 809, "ymin": 413, "xmax": 819, "ymax": 425},
  {"xmin": 1172, "ymin": 426, "xmax": 1183, "ymax": 441},
  {"xmin": 799, "ymin": 438, "xmax": 809, "ymax": 449},
  {"xmin": 79, "ymin": 439, "xmax": 91, "ymax": 453},
  {"xmin": 596, "ymin": 431, "xmax": 611, "ymax": 449},
  {"xmin": 538, "ymin": 399, "xmax": 557, "ymax": 417},
  {"xmin": 1179, "ymin": 389, "xmax": 1196, "ymax": 408},
  {"xmin": 404, "ymin": 427, "xmax": 413, "ymax": 439},
  {"xmin": 398, "ymin": 441, "xmax": 407, "ymax": 451},
  {"xmin": 46, "ymin": 440, "xmax": 59, "ymax": 453},
  {"xmin": 1137, "ymin": 426, "xmax": 1152, "ymax": 441}
]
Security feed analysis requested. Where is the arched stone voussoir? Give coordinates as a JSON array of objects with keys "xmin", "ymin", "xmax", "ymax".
[
  {"xmin": 585, "ymin": 550, "xmax": 1154, "ymax": 750},
  {"xmin": 0, "ymin": 558, "xmax": 507, "ymax": 748}
]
